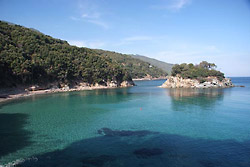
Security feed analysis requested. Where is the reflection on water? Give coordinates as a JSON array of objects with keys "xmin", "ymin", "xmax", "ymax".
[
  {"xmin": 168, "ymin": 88, "xmax": 225, "ymax": 98},
  {"xmin": 166, "ymin": 88, "xmax": 227, "ymax": 111}
]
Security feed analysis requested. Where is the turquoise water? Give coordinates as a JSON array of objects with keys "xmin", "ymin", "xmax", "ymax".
[{"xmin": 0, "ymin": 78, "xmax": 250, "ymax": 167}]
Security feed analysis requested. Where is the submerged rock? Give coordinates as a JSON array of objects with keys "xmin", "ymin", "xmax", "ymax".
[{"xmin": 161, "ymin": 76, "xmax": 234, "ymax": 88}]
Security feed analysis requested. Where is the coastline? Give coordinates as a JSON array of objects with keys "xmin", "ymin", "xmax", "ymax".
[
  {"xmin": 0, "ymin": 77, "xmax": 167, "ymax": 103},
  {"xmin": 0, "ymin": 84, "xmax": 133, "ymax": 104}
]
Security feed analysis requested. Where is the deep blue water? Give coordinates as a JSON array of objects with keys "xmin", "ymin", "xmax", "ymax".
[{"xmin": 0, "ymin": 77, "xmax": 250, "ymax": 167}]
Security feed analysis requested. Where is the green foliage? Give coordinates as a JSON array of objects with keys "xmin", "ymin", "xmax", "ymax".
[
  {"xmin": 130, "ymin": 54, "xmax": 173, "ymax": 74},
  {"xmin": 171, "ymin": 61, "xmax": 225, "ymax": 81},
  {"xmin": 94, "ymin": 50, "xmax": 168, "ymax": 79},
  {"xmin": 0, "ymin": 21, "xmax": 133, "ymax": 87}
]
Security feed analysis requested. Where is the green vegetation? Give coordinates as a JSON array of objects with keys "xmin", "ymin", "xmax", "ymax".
[
  {"xmin": 94, "ymin": 50, "xmax": 168, "ymax": 79},
  {"xmin": 130, "ymin": 54, "xmax": 173, "ymax": 74},
  {"xmin": 0, "ymin": 21, "xmax": 167, "ymax": 88},
  {"xmin": 0, "ymin": 21, "xmax": 132, "ymax": 87},
  {"xmin": 171, "ymin": 61, "xmax": 225, "ymax": 81}
]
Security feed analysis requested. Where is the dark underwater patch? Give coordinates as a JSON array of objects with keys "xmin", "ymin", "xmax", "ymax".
[
  {"xmin": 82, "ymin": 155, "xmax": 116, "ymax": 167},
  {"xmin": 199, "ymin": 159, "xmax": 222, "ymax": 167},
  {"xmin": 0, "ymin": 113, "xmax": 32, "ymax": 158},
  {"xmin": 133, "ymin": 148, "xmax": 163, "ymax": 159}
]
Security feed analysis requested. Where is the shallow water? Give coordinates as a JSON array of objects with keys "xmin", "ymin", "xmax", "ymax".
[{"xmin": 0, "ymin": 78, "xmax": 250, "ymax": 166}]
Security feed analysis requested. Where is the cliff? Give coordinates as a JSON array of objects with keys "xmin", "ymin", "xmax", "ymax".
[{"xmin": 161, "ymin": 76, "xmax": 234, "ymax": 88}]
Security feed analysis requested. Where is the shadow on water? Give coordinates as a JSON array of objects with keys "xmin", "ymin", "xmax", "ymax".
[
  {"xmin": 0, "ymin": 113, "xmax": 32, "ymax": 160},
  {"xmin": 17, "ymin": 128, "xmax": 250, "ymax": 167},
  {"xmin": 166, "ymin": 88, "xmax": 227, "ymax": 111}
]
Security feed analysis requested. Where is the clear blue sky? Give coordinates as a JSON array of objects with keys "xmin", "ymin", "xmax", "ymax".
[{"xmin": 1, "ymin": 0, "xmax": 250, "ymax": 76}]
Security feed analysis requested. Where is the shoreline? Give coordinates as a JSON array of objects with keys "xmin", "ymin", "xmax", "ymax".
[
  {"xmin": 0, "ymin": 85, "xmax": 133, "ymax": 104},
  {"xmin": 0, "ymin": 78, "xmax": 168, "ymax": 103}
]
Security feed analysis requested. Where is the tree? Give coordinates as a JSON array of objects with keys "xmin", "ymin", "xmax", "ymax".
[
  {"xmin": 198, "ymin": 61, "xmax": 216, "ymax": 70},
  {"xmin": 170, "ymin": 61, "xmax": 224, "ymax": 80}
]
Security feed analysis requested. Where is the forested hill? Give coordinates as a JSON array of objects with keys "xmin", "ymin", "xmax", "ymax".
[
  {"xmin": 0, "ymin": 21, "xmax": 131, "ymax": 87},
  {"xmin": 94, "ymin": 50, "xmax": 168, "ymax": 79},
  {"xmin": 130, "ymin": 54, "xmax": 173, "ymax": 74},
  {"xmin": 0, "ymin": 21, "xmax": 167, "ymax": 88}
]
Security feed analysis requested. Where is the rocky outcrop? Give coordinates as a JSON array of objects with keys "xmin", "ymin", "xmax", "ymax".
[
  {"xmin": 120, "ymin": 80, "xmax": 135, "ymax": 87},
  {"xmin": 161, "ymin": 76, "xmax": 234, "ymax": 88},
  {"xmin": 94, "ymin": 80, "xmax": 135, "ymax": 88}
]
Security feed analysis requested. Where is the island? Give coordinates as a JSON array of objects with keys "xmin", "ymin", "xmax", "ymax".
[{"xmin": 161, "ymin": 61, "xmax": 234, "ymax": 88}]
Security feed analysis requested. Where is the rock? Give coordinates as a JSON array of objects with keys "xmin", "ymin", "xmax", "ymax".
[
  {"xmin": 120, "ymin": 80, "xmax": 135, "ymax": 87},
  {"xmin": 161, "ymin": 76, "xmax": 234, "ymax": 88},
  {"xmin": 107, "ymin": 81, "xmax": 118, "ymax": 87},
  {"xmin": 79, "ymin": 82, "xmax": 90, "ymax": 87},
  {"xmin": 27, "ymin": 85, "xmax": 40, "ymax": 91},
  {"xmin": 62, "ymin": 85, "xmax": 69, "ymax": 91},
  {"xmin": 51, "ymin": 85, "xmax": 59, "ymax": 90}
]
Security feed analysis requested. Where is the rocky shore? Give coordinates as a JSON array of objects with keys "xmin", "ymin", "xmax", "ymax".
[
  {"xmin": 0, "ymin": 80, "xmax": 135, "ymax": 103},
  {"xmin": 160, "ymin": 76, "xmax": 234, "ymax": 88}
]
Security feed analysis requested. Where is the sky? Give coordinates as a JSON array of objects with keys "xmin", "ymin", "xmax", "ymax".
[{"xmin": 0, "ymin": 0, "xmax": 250, "ymax": 76}]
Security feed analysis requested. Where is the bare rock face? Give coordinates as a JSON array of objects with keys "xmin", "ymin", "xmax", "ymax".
[{"xmin": 161, "ymin": 76, "xmax": 234, "ymax": 88}]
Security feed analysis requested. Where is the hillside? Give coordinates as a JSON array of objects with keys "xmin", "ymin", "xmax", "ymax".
[
  {"xmin": 94, "ymin": 50, "xmax": 168, "ymax": 79},
  {"xmin": 130, "ymin": 54, "xmax": 173, "ymax": 74},
  {"xmin": 0, "ymin": 21, "xmax": 167, "ymax": 88},
  {"xmin": 0, "ymin": 21, "xmax": 132, "ymax": 88}
]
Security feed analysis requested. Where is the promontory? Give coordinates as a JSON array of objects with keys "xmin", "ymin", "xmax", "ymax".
[{"xmin": 161, "ymin": 61, "xmax": 234, "ymax": 88}]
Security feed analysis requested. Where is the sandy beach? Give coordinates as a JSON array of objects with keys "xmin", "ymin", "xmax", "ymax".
[{"xmin": 0, "ymin": 85, "xmax": 133, "ymax": 104}]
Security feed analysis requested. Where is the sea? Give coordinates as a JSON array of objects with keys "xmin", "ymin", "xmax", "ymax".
[{"xmin": 0, "ymin": 77, "xmax": 250, "ymax": 167}]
